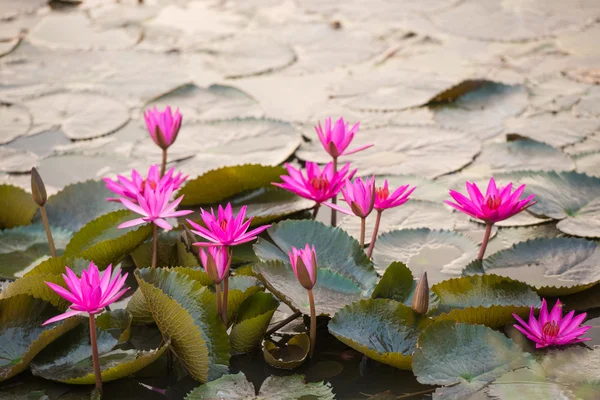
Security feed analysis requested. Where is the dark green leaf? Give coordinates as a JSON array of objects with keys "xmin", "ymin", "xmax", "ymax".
[
  {"xmin": 263, "ymin": 333, "xmax": 310, "ymax": 370},
  {"xmin": 230, "ymin": 292, "xmax": 279, "ymax": 354},
  {"xmin": 0, "ymin": 184, "xmax": 37, "ymax": 229}
]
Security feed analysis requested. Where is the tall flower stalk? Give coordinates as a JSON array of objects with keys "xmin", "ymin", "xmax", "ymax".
[
  {"xmin": 31, "ymin": 167, "xmax": 56, "ymax": 258},
  {"xmin": 144, "ymin": 106, "xmax": 182, "ymax": 177},
  {"xmin": 288, "ymin": 244, "xmax": 318, "ymax": 358},
  {"xmin": 314, "ymin": 117, "xmax": 372, "ymax": 226},
  {"xmin": 445, "ymin": 178, "xmax": 536, "ymax": 260},
  {"xmin": 43, "ymin": 262, "xmax": 129, "ymax": 395}
]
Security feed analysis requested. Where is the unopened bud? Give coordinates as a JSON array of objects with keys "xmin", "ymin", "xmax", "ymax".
[
  {"xmin": 30, "ymin": 167, "xmax": 47, "ymax": 206},
  {"xmin": 154, "ymin": 126, "xmax": 170, "ymax": 150},
  {"xmin": 295, "ymin": 257, "xmax": 316, "ymax": 290},
  {"xmin": 411, "ymin": 272, "xmax": 429, "ymax": 315}
]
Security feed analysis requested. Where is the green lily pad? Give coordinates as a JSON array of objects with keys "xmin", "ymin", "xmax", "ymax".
[
  {"xmin": 31, "ymin": 310, "xmax": 168, "ymax": 384},
  {"xmin": 537, "ymin": 346, "xmax": 600, "ymax": 395},
  {"xmin": 135, "ymin": 268, "xmax": 229, "ymax": 382},
  {"xmin": 225, "ymin": 275, "xmax": 265, "ymax": 327},
  {"xmin": 263, "ymin": 333, "xmax": 310, "ymax": 370},
  {"xmin": 64, "ymin": 210, "xmax": 153, "ymax": 267},
  {"xmin": 253, "ymin": 220, "xmax": 377, "ymax": 315},
  {"xmin": 0, "ymin": 273, "xmax": 70, "ymax": 310},
  {"xmin": 33, "ymin": 180, "xmax": 122, "ymax": 232},
  {"xmin": 328, "ymin": 299, "xmax": 431, "ymax": 370},
  {"xmin": 185, "ymin": 372, "xmax": 335, "ymax": 400},
  {"xmin": 0, "ymin": 223, "xmax": 72, "ymax": 279},
  {"xmin": 23, "ymin": 255, "xmax": 90, "ymax": 278},
  {"xmin": 230, "ymin": 292, "xmax": 279, "ymax": 354},
  {"xmin": 0, "ymin": 294, "xmax": 80, "ymax": 382},
  {"xmin": 126, "ymin": 289, "xmax": 156, "ymax": 326},
  {"xmin": 0, "ymin": 184, "xmax": 37, "ymax": 229},
  {"xmin": 431, "ymin": 275, "xmax": 541, "ymax": 328},
  {"xmin": 131, "ymin": 236, "xmax": 179, "ymax": 269},
  {"xmin": 482, "ymin": 237, "xmax": 600, "ymax": 296},
  {"xmin": 412, "ymin": 321, "xmax": 534, "ymax": 398},
  {"xmin": 178, "ymin": 164, "xmax": 285, "ymax": 206},
  {"xmin": 372, "ymin": 228, "xmax": 478, "ymax": 283}
]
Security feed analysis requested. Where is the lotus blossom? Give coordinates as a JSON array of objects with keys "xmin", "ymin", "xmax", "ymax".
[
  {"xmin": 315, "ymin": 117, "xmax": 373, "ymax": 158},
  {"xmin": 272, "ymin": 161, "xmax": 356, "ymax": 204},
  {"xmin": 187, "ymin": 203, "xmax": 271, "ymax": 247},
  {"xmin": 513, "ymin": 299, "xmax": 592, "ymax": 348},
  {"xmin": 445, "ymin": 177, "xmax": 536, "ymax": 224},
  {"xmin": 43, "ymin": 262, "xmax": 129, "ymax": 325},
  {"xmin": 288, "ymin": 244, "xmax": 318, "ymax": 290},
  {"xmin": 104, "ymin": 165, "xmax": 187, "ymax": 204},
  {"xmin": 144, "ymin": 106, "xmax": 182, "ymax": 149},
  {"xmin": 325, "ymin": 176, "xmax": 376, "ymax": 218},
  {"xmin": 374, "ymin": 180, "xmax": 416, "ymax": 211},
  {"xmin": 199, "ymin": 246, "xmax": 231, "ymax": 284},
  {"xmin": 118, "ymin": 184, "xmax": 193, "ymax": 231}
]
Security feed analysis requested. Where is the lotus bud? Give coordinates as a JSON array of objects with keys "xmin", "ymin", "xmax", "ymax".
[
  {"xmin": 411, "ymin": 272, "xmax": 429, "ymax": 315},
  {"xmin": 199, "ymin": 246, "xmax": 230, "ymax": 284},
  {"xmin": 288, "ymin": 244, "xmax": 318, "ymax": 290},
  {"xmin": 30, "ymin": 167, "xmax": 47, "ymax": 206}
]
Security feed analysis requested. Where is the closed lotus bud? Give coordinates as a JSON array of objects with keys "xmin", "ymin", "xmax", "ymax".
[
  {"xmin": 30, "ymin": 167, "xmax": 47, "ymax": 206},
  {"xmin": 288, "ymin": 244, "xmax": 317, "ymax": 290},
  {"xmin": 199, "ymin": 246, "xmax": 230, "ymax": 284},
  {"xmin": 411, "ymin": 272, "xmax": 429, "ymax": 315}
]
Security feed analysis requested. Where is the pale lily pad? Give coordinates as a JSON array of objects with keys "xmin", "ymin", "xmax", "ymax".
[
  {"xmin": 185, "ymin": 372, "xmax": 335, "ymax": 400},
  {"xmin": 556, "ymin": 197, "xmax": 600, "ymax": 238},
  {"xmin": 413, "ymin": 321, "xmax": 534, "ymax": 398},
  {"xmin": 575, "ymin": 152, "xmax": 600, "ymax": 178},
  {"xmin": 329, "ymin": 299, "xmax": 431, "ymax": 370},
  {"xmin": 135, "ymin": 268, "xmax": 229, "ymax": 382},
  {"xmin": 372, "ymin": 228, "xmax": 478, "ymax": 283},
  {"xmin": 263, "ymin": 333, "xmax": 310, "ymax": 370},
  {"xmin": 253, "ymin": 220, "xmax": 377, "ymax": 316},
  {"xmin": 431, "ymin": 275, "xmax": 541, "ymax": 328},
  {"xmin": 482, "ymin": 237, "xmax": 600, "ymax": 296},
  {"xmin": 0, "ymin": 0, "xmax": 46, "ymax": 20},
  {"xmin": 0, "ymin": 147, "xmax": 38, "ymax": 173},
  {"xmin": 0, "ymin": 184, "xmax": 38, "ymax": 229},
  {"xmin": 538, "ymin": 346, "xmax": 600, "ymax": 388},
  {"xmin": 24, "ymin": 92, "xmax": 130, "ymax": 140},
  {"xmin": 480, "ymin": 368, "xmax": 579, "ymax": 400},
  {"xmin": 484, "ymin": 223, "xmax": 563, "ymax": 257},
  {"xmin": 0, "ymin": 294, "xmax": 80, "ymax": 382},
  {"xmin": 0, "ymin": 101, "xmax": 31, "ymax": 144}
]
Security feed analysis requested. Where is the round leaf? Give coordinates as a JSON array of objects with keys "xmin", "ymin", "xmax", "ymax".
[
  {"xmin": 263, "ymin": 333, "xmax": 310, "ymax": 370},
  {"xmin": 230, "ymin": 292, "xmax": 279, "ymax": 354},
  {"xmin": 126, "ymin": 289, "xmax": 156, "ymax": 326},
  {"xmin": 0, "ymin": 100, "xmax": 32, "ymax": 145},
  {"xmin": 538, "ymin": 346, "xmax": 600, "ymax": 387},
  {"xmin": 0, "ymin": 184, "xmax": 37, "ymax": 229},
  {"xmin": 0, "ymin": 273, "xmax": 70, "ymax": 310}
]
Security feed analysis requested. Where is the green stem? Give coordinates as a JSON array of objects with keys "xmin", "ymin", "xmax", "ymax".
[
  {"xmin": 312, "ymin": 204, "xmax": 320, "ymax": 220},
  {"xmin": 216, "ymin": 281, "xmax": 222, "ymax": 320},
  {"xmin": 222, "ymin": 276, "xmax": 229, "ymax": 326},
  {"xmin": 307, "ymin": 289, "xmax": 316, "ymax": 358},
  {"xmin": 151, "ymin": 224, "xmax": 158, "ymax": 268},
  {"xmin": 331, "ymin": 157, "xmax": 338, "ymax": 227},
  {"xmin": 366, "ymin": 210, "xmax": 382, "ymax": 259},
  {"xmin": 359, "ymin": 217, "xmax": 366, "ymax": 248},
  {"xmin": 477, "ymin": 223, "xmax": 493, "ymax": 261},
  {"xmin": 40, "ymin": 205, "xmax": 57, "ymax": 258},
  {"xmin": 88, "ymin": 314, "xmax": 103, "ymax": 395}
]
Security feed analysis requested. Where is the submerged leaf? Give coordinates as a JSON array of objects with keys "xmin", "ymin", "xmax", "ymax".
[{"xmin": 263, "ymin": 333, "xmax": 310, "ymax": 370}]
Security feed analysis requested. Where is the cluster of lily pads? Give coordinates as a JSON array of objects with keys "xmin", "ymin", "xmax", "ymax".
[{"xmin": 1, "ymin": 104, "xmax": 600, "ymax": 400}]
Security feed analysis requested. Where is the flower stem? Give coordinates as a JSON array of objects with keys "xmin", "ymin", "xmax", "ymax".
[
  {"xmin": 215, "ymin": 281, "xmax": 222, "ymax": 319},
  {"xmin": 478, "ymin": 222, "xmax": 494, "ymax": 261},
  {"xmin": 331, "ymin": 157, "xmax": 338, "ymax": 227},
  {"xmin": 366, "ymin": 210, "xmax": 382, "ymax": 259},
  {"xmin": 359, "ymin": 217, "xmax": 366, "ymax": 247},
  {"xmin": 88, "ymin": 314, "xmax": 103, "ymax": 395},
  {"xmin": 39, "ymin": 205, "xmax": 57, "ymax": 258},
  {"xmin": 151, "ymin": 224, "xmax": 158, "ymax": 268},
  {"xmin": 222, "ymin": 276, "xmax": 229, "ymax": 326},
  {"xmin": 307, "ymin": 289, "xmax": 317, "ymax": 358},
  {"xmin": 312, "ymin": 204, "xmax": 320, "ymax": 220},
  {"xmin": 265, "ymin": 311, "xmax": 302, "ymax": 336},
  {"xmin": 160, "ymin": 148, "xmax": 167, "ymax": 178}
]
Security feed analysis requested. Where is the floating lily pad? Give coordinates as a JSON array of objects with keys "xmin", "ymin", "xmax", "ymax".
[
  {"xmin": 372, "ymin": 228, "xmax": 478, "ymax": 284},
  {"xmin": 538, "ymin": 346, "xmax": 600, "ymax": 388},
  {"xmin": 0, "ymin": 102, "xmax": 31, "ymax": 144},
  {"xmin": 431, "ymin": 275, "xmax": 541, "ymax": 328},
  {"xmin": 484, "ymin": 223, "xmax": 563, "ymax": 257},
  {"xmin": 64, "ymin": 209, "xmax": 153, "ymax": 267},
  {"xmin": 25, "ymin": 92, "xmax": 130, "ymax": 140},
  {"xmin": 329, "ymin": 299, "xmax": 431, "ymax": 370},
  {"xmin": 126, "ymin": 289, "xmax": 156, "ymax": 326},
  {"xmin": 481, "ymin": 368, "xmax": 578, "ymax": 400},
  {"xmin": 575, "ymin": 152, "xmax": 600, "ymax": 179},
  {"xmin": 135, "ymin": 268, "xmax": 229, "ymax": 382},
  {"xmin": 230, "ymin": 292, "xmax": 279, "ymax": 354},
  {"xmin": 297, "ymin": 125, "xmax": 480, "ymax": 178},
  {"xmin": 0, "ymin": 295, "xmax": 80, "ymax": 382},
  {"xmin": 0, "ymin": 0, "xmax": 46, "ymax": 20},
  {"xmin": 253, "ymin": 220, "xmax": 377, "ymax": 315},
  {"xmin": 185, "ymin": 372, "xmax": 335, "ymax": 400},
  {"xmin": 0, "ymin": 273, "xmax": 69, "ymax": 310},
  {"xmin": 555, "ymin": 197, "xmax": 600, "ymax": 238},
  {"xmin": 0, "ymin": 184, "xmax": 38, "ymax": 229},
  {"xmin": 482, "ymin": 237, "xmax": 600, "ymax": 296},
  {"xmin": 263, "ymin": 333, "xmax": 310, "ymax": 370},
  {"xmin": 413, "ymin": 321, "xmax": 534, "ymax": 399},
  {"xmin": 0, "ymin": 147, "xmax": 38, "ymax": 173}
]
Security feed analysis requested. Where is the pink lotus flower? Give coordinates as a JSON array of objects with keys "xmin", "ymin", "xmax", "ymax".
[
  {"xmin": 187, "ymin": 203, "xmax": 271, "ymax": 247},
  {"xmin": 272, "ymin": 161, "xmax": 356, "ymax": 204},
  {"xmin": 118, "ymin": 184, "xmax": 193, "ymax": 231},
  {"xmin": 315, "ymin": 117, "xmax": 373, "ymax": 158},
  {"xmin": 43, "ymin": 262, "xmax": 129, "ymax": 325},
  {"xmin": 144, "ymin": 106, "xmax": 182, "ymax": 149},
  {"xmin": 513, "ymin": 299, "xmax": 592, "ymax": 348},
  {"xmin": 199, "ymin": 246, "xmax": 231, "ymax": 284},
  {"xmin": 374, "ymin": 180, "xmax": 416, "ymax": 211},
  {"xmin": 325, "ymin": 176, "xmax": 376, "ymax": 218},
  {"xmin": 104, "ymin": 165, "xmax": 187, "ymax": 204},
  {"xmin": 288, "ymin": 244, "xmax": 317, "ymax": 290},
  {"xmin": 445, "ymin": 177, "xmax": 536, "ymax": 224}
]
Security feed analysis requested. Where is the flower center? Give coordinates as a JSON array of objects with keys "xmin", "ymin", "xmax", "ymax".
[
  {"xmin": 141, "ymin": 179, "xmax": 158, "ymax": 191},
  {"xmin": 542, "ymin": 321, "xmax": 560, "ymax": 338},
  {"xmin": 219, "ymin": 219, "xmax": 228, "ymax": 231},
  {"xmin": 485, "ymin": 195, "xmax": 502, "ymax": 210},
  {"xmin": 309, "ymin": 176, "xmax": 329, "ymax": 191},
  {"xmin": 376, "ymin": 187, "xmax": 389, "ymax": 201}
]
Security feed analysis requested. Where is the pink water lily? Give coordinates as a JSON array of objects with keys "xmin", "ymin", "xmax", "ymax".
[
  {"xmin": 288, "ymin": 244, "xmax": 318, "ymax": 290},
  {"xmin": 315, "ymin": 117, "xmax": 373, "ymax": 158},
  {"xmin": 272, "ymin": 161, "xmax": 356, "ymax": 204},
  {"xmin": 325, "ymin": 176, "xmax": 376, "ymax": 218},
  {"xmin": 374, "ymin": 180, "xmax": 416, "ymax": 211},
  {"xmin": 118, "ymin": 184, "xmax": 193, "ymax": 231},
  {"xmin": 445, "ymin": 177, "xmax": 536, "ymax": 224},
  {"xmin": 144, "ymin": 106, "xmax": 182, "ymax": 149},
  {"xmin": 104, "ymin": 165, "xmax": 187, "ymax": 204},
  {"xmin": 187, "ymin": 203, "xmax": 271, "ymax": 247},
  {"xmin": 199, "ymin": 246, "xmax": 231, "ymax": 284},
  {"xmin": 513, "ymin": 299, "xmax": 592, "ymax": 348},
  {"xmin": 43, "ymin": 262, "xmax": 129, "ymax": 325}
]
